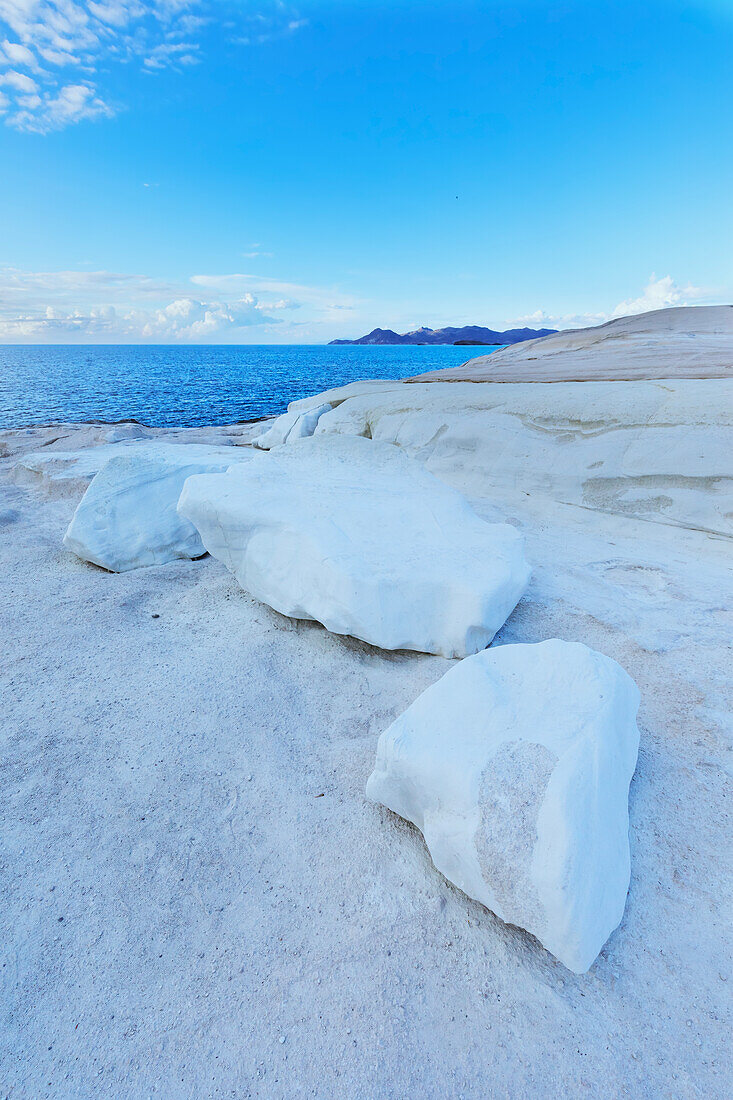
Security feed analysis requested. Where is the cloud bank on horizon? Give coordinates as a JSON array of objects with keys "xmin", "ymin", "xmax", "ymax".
[
  {"xmin": 0, "ymin": 266, "xmax": 360, "ymax": 340},
  {"xmin": 0, "ymin": 269, "xmax": 718, "ymax": 343}
]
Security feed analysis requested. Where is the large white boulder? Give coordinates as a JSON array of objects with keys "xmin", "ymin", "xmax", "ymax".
[
  {"xmin": 366, "ymin": 639, "xmax": 641, "ymax": 972},
  {"xmin": 63, "ymin": 446, "xmax": 251, "ymax": 572},
  {"xmin": 178, "ymin": 435, "xmax": 530, "ymax": 657}
]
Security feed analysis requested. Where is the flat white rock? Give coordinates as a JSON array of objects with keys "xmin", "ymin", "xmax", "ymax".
[
  {"xmin": 178, "ymin": 435, "xmax": 530, "ymax": 656},
  {"xmin": 64, "ymin": 445, "xmax": 251, "ymax": 571},
  {"xmin": 366, "ymin": 639, "xmax": 641, "ymax": 972}
]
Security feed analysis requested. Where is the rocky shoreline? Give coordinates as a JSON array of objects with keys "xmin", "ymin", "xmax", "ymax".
[{"xmin": 2, "ymin": 306, "xmax": 731, "ymax": 1097}]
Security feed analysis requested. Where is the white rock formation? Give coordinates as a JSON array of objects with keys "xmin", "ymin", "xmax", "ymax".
[
  {"xmin": 367, "ymin": 639, "xmax": 641, "ymax": 972},
  {"xmin": 252, "ymin": 380, "xmax": 399, "ymax": 449},
  {"xmin": 252, "ymin": 403, "xmax": 332, "ymax": 449},
  {"xmin": 63, "ymin": 446, "xmax": 251, "ymax": 571},
  {"xmin": 313, "ymin": 378, "xmax": 733, "ymax": 537},
  {"xmin": 408, "ymin": 305, "xmax": 733, "ymax": 383},
  {"xmin": 178, "ymin": 435, "xmax": 530, "ymax": 656}
]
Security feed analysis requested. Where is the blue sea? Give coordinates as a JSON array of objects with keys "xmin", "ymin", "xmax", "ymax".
[{"xmin": 0, "ymin": 344, "xmax": 496, "ymax": 430}]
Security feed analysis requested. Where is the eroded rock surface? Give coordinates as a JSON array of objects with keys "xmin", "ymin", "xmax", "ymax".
[{"xmin": 312, "ymin": 378, "xmax": 733, "ymax": 537}]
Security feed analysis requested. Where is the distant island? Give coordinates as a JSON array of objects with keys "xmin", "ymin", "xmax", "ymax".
[{"xmin": 329, "ymin": 324, "xmax": 558, "ymax": 346}]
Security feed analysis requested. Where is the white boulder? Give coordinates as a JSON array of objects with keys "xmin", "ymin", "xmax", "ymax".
[
  {"xmin": 366, "ymin": 639, "xmax": 640, "ymax": 972},
  {"xmin": 178, "ymin": 435, "xmax": 530, "ymax": 657},
  {"xmin": 63, "ymin": 446, "xmax": 251, "ymax": 571}
]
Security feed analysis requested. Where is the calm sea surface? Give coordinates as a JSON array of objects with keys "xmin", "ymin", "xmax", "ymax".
[{"xmin": 0, "ymin": 344, "xmax": 499, "ymax": 430}]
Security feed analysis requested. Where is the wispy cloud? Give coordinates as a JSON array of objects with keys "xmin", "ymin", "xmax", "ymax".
[
  {"xmin": 190, "ymin": 272, "xmax": 359, "ymax": 321},
  {"xmin": 510, "ymin": 274, "xmax": 715, "ymax": 330},
  {"xmin": 0, "ymin": 1, "xmax": 307, "ymax": 132},
  {"xmin": 234, "ymin": 7, "xmax": 307, "ymax": 46},
  {"xmin": 0, "ymin": 265, "xmax": 356, "ymax": 341}
]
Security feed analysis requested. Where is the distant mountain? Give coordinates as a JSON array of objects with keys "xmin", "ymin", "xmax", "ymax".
[{"xmin": 329, "ymin": 324, "xmax": 557, "ymax": 346}]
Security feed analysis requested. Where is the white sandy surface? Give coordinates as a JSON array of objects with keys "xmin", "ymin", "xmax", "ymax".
[{"xmin": 1, "ymin": 392, "xmax": 731, "ymax": 1097}]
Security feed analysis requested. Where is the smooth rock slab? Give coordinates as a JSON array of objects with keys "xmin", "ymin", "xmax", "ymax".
[
  {"xmin": 63, "ymin": 446, "xmax": 251, "ymax": 571},
  {"xmin": 178, "ymin": 435, "xmax": 530, "ymax": 657},
  {"xmin": 366, "ymin": 639, "xmax": 641, "ymax": 972}
]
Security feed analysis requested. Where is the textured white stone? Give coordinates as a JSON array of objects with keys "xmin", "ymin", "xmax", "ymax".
[
  {"xmin": 252, "ymin": 403, "xmax": 332, "ymax": 449},
  {"xmin": 63, "ymin": 446, "xmax": 251, "ymax": 571},
  {"xmin": 367, "ymin": 639, "xmax": 641, "ymax": 972},
  {"xmin": 252, "ymin": 381, "xmax": 401, "ymax": 449},
  {"xmin": 313, "ymin": 377, "xmax": 733, "ymax": 537},
  {"xmin": 178, "ymin": 435, "xmax": 530, "ymax": 656}
]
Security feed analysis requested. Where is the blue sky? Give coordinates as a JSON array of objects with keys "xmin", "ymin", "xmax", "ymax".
[{"xmin": 0, "ymin": 0, "xmax": 731, "ymax": 342}]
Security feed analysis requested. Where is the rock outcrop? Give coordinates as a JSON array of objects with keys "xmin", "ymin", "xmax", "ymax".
[
  {"xmin": 311, "ymin": 378, "xmax": 733, "ymax": 538},
  {"xmin": 407, "ymin": 305, "xmax": 733, "ymax": 383},
  {"xmin": 251, "ymin": 381, "xmax": 399, "ymax": 450},
  {"xmin": 367, "ymin": 639, "xmax": 641, "ymax": 972}
]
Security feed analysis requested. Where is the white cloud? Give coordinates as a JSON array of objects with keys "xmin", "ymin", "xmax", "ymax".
[
  {"xmin": 0, "ymin": 1, "xmax": 308, "ymax": 132},
  {"xmin": 0, "ymin": 293, "xmax": 277, "ymax": 340},
  {"xmin": 510, "ymin": 275, "xmax": 715, "ymax": 331},
  {"xmin": 0, "ymin": 265, "xmax": 355, "ymax": 341},
  {"xmin": 123, "ymin": 294, "xmax": 272, "ymax": 339},
  {"xmin": 509, "ymin": 307, "xmax": 609, "ymax": 330},
  {"xmin": 234, "ymin": 9, "xmax": 307, "ymax": 46},
  {"xmin": 0, "ymin": 66, "xmax": 38, "ymax": 91},
  {"xmin": 610, "ymin": 273, "xmax": 709, "ymax": 318},
  {"xmin": 142, "ymin": 37, "xmax": 198, "ymax": 69},
  {"xmin": 2, "ymin": 36, "xmax": 42, "ymax": 69},
  {"xmin": 189, "ymin": 272, "xmax": 358, "ymax": 319},
  {"xmin": 8, "ymin": 79, "xmax": 112, "ymax": 130}
]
